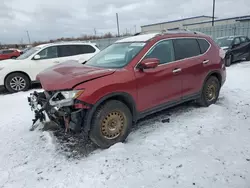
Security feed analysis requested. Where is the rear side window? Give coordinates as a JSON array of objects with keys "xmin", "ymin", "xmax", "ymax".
[
  {"xmin": 58, "ymin": 45, "xmax": 96, "ymax": 57},
  {"xmin": 197, "ymin": 39, "xmax": 210, "ymax": 54},
  {"xmin": 173, "ymin": 38, "xmax": 200, "ymax": 60},
  {"xmin": 2, "ymin": 50, "xmax": 14, "ymax": 54},
  {"xmin": 79, "ymin": 45, "xmax": 96, "ymax": 54},
  {"xmin": 58, "ymin": 45, "xmax": 76, "ymax": 57}
]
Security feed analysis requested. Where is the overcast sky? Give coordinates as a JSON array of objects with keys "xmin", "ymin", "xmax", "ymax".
[{"xmin": 1, "ymin": 0, "xmax": 250, "ymax": 44}]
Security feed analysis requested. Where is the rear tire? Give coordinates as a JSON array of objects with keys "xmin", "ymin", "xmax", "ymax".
[
  {"xmin": 225, "ymin": 54, "xmax": 232, "ymax": 67},
  {"xmin": 89, "ymin": 100, "xmax": 132, "ymax": 149},
  {"xmin": 197, "ymin": 76, "xmax": 220, "ymax": 107},
  {"xmin": 5, "ymin": 73, "xmax": 31, "ymax": 93},
  {"xmin": 11, "ymin": 56, "xmax": 17, "ymax": 59}
]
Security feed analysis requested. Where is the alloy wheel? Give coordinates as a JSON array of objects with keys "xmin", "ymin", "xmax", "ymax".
[{"xmin": 10, "ymin": 76, "xmax": 26, "ymax": 91}]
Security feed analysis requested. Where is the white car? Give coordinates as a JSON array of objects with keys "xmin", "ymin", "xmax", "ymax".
[{"xmin": 0, "ymin": 42, "xmax": 100, "ymax": 93}]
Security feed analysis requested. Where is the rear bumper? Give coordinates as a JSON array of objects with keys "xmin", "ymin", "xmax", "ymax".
[{"xmin": 27, "ymin": 91, "xmax": 91, "ymax": 132}]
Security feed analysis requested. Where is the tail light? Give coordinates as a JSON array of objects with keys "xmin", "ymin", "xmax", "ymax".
[
  {"xmin": 219, "ymin": 48, "xmax": 226, "ymax": 69},
  {"xmin": 219, "ymin": 48, "xmax": 226, "ymax": 59}
]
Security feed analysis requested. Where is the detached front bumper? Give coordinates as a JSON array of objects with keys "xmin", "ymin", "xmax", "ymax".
[{"xmin": 27, "ymin": 91, "xmax": 90, "ymax": 132}]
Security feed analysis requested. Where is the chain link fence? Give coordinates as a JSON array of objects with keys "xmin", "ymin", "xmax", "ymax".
[
  {"xmin": 88, "ymin": 37, "xmax": 125, "ymax": 50},
  {"xmin": 190, "ymin": 21, "xmax": 250, "ymax": 39},
  {"xmin": 87, "ymin": 22, "xmax": 250, "ymax": 50}
]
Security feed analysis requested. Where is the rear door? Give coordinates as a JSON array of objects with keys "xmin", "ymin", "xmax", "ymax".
[
  {"xmin": 135, "ymin": 39, "xmax": 182, "ymax": 112},
  {"xmin": 173, "ymin": 38, "xmax": 208, "ymax": 99}
]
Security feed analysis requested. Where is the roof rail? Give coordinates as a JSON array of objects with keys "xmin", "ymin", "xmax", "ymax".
[
  {"xmin": 134, "ymin": 29, "xmax": 204, "ymax": 36},
  {"xmin": 52, "ymin": 40, "xmax": 95, "ymax": 44},
  {"xmin": 133, "ymin": 30, "xmax": 162, "ymax": 36}
]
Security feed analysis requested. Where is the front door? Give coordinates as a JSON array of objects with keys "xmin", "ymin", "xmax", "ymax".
[
  {"xmin": 231, "ymin": 37, "xmax": 246, "ymax": 61},
  {"xmin": 134, "ymin": 39, "xmax": 182, "ymax": 112},
  {"xmin": 30, "ymin": 46, "xmax": 62, "ymax": 79}
]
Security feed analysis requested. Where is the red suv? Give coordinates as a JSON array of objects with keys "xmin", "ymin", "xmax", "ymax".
[
  {"xmin": 0, "ymin": 49, "xmax": 21, "ymax": 60},
  {"xmin": 28, "ymin": 30, "xmax": 226, "ymax": 148}
]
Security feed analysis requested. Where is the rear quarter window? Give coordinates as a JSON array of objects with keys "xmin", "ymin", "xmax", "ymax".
[
  {"xmin": 173, "ymin": 38, "xmax": 201, "ymax": 60},
  {"xmin": 80, "ymin": 45, "xmax": 96, "ymax": 54},
  {"xmin": 197, "ymin": 39, "xmax": 210, "ymax": 54}
]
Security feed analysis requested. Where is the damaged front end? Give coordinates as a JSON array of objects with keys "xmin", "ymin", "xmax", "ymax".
[{"xmin": 27, "ymin": 90, "xmax": 91, "ymax": 132}]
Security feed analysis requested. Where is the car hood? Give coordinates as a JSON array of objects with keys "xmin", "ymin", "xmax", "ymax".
[
  {"xmin": 37, "ymin": 60, "xmax": 116, "ymax": 91},
  {"xmin": 0, "ymin": 59, "xmax": 24, "ymax": 66}
]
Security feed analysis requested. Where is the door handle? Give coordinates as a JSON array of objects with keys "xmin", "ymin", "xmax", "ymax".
[
  {"xmin": 172, "ymin": 68, "xmax": 182, "ymax": 73},
  {"xmin": 53, "ymin": 61, "xmax": 60, "ymax": 64},
  {"xmin": 203, "ymin": 60, "xmax": 209, "ymax": 64}
]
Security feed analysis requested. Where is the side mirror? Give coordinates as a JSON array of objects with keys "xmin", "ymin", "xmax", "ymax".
[
  {"xmin": 138, "ymin": 58, "xmax": 159, "ymax": 69},
  {"xmin": 33, "ymin": 54, "xmax": 41, "ymax": 60}
]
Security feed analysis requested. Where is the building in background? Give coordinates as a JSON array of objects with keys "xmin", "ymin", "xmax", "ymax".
[{"xmin": 141, "ymin": 15, "xmax": 250, "ymax": 32}]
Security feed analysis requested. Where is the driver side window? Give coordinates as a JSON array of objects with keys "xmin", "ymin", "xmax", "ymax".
[
  {"xmin": 233, "ymin": 37, "xmax": 241, "ymax": 45},
  {"xmin": 144, "ymin": 40, "xmax": 175, "ymax": 64},
  {"xmin": 36, "ymin": 46, "xmax": 58, "ymax": 60}
]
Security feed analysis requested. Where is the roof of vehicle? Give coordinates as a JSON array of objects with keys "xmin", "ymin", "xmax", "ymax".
[
  {"xmin": 35, "ymin": 41, "xmax": 97, "ymax": 49},
  {"xmin": 115, "ymin": 29, "xmax": 208, "ymax": 43},
  {"xmin": 115, "ymin": 33, "xmax": 160, "ymax": 43}
]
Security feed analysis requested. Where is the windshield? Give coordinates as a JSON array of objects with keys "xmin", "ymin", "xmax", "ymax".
[
  {"xmin": 16, "ymin": 47, "xmax": 41, "ymax": 60},
  {"xmin": 215, "ymin": 37, "xmax": 233, "ymax": 47},
  {"xmin": 85, "ymin": 42, "xmax": 146, "ymax": 68}
]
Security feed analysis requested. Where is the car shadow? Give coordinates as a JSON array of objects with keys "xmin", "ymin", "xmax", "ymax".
[
  {"xmin": 51, "ymin": 100, "xmax": 198, "ymax": 159},
  {"xmin": 0, "ymin": 83, "xmax": 41, "ymax": 95}
]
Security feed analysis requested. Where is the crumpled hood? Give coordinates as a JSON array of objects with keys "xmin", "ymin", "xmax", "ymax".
[{"xmin": 37, "ymin": 60, "xmax": 116, "ymax": 91}]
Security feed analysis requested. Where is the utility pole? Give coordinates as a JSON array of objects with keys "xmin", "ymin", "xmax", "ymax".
[
  {"xmin": 116, "ymin": 13, "xmax": 120, "ymax": 37},
  {"xmin": 212, "ymin": 0, "xmax": 215, "ymax": 26},
  {"xmin": 26, "ymin": 30, "xmax": 31, "ymax": 44},
  {"xmin": 134, "ymin": 25, "xmax": 136, "ymax": 34},
  {"xmin": 94, "ymin": 28, "xmax": 97, "ymax": 36}
]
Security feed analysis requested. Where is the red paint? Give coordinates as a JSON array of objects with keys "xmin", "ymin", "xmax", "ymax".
[
  {"xmin": 0, "ymin": 50, "xmax": 21, "ymax": 60},
  {"xmin": 37, "ymin": 33, "xmax": 226, "ymax": 114}
]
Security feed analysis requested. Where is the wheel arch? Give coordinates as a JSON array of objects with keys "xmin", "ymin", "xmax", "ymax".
[
  {"xmin": 4, "ymin": 71, "xmax": 32, "ymax": 85},
  {"xmin": 84, "ymin": 92, "xmax": 138, "ymax": 132},
  {"xmin": 203, "ymin": 70, "xmax": 222, "ymax": 87}
]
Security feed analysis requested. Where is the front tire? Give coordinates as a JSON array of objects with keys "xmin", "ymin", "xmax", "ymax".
[
  {"xmin": 197, "ymin": 76, "xmax": 220, "ymax": 107},
  {"xmin": 5, "ymin": 73, "xmax": 31, "ymax": 93},
  {"xmin": 89, "ymin": 100, "xmax": 132, "ymax": 149}
]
